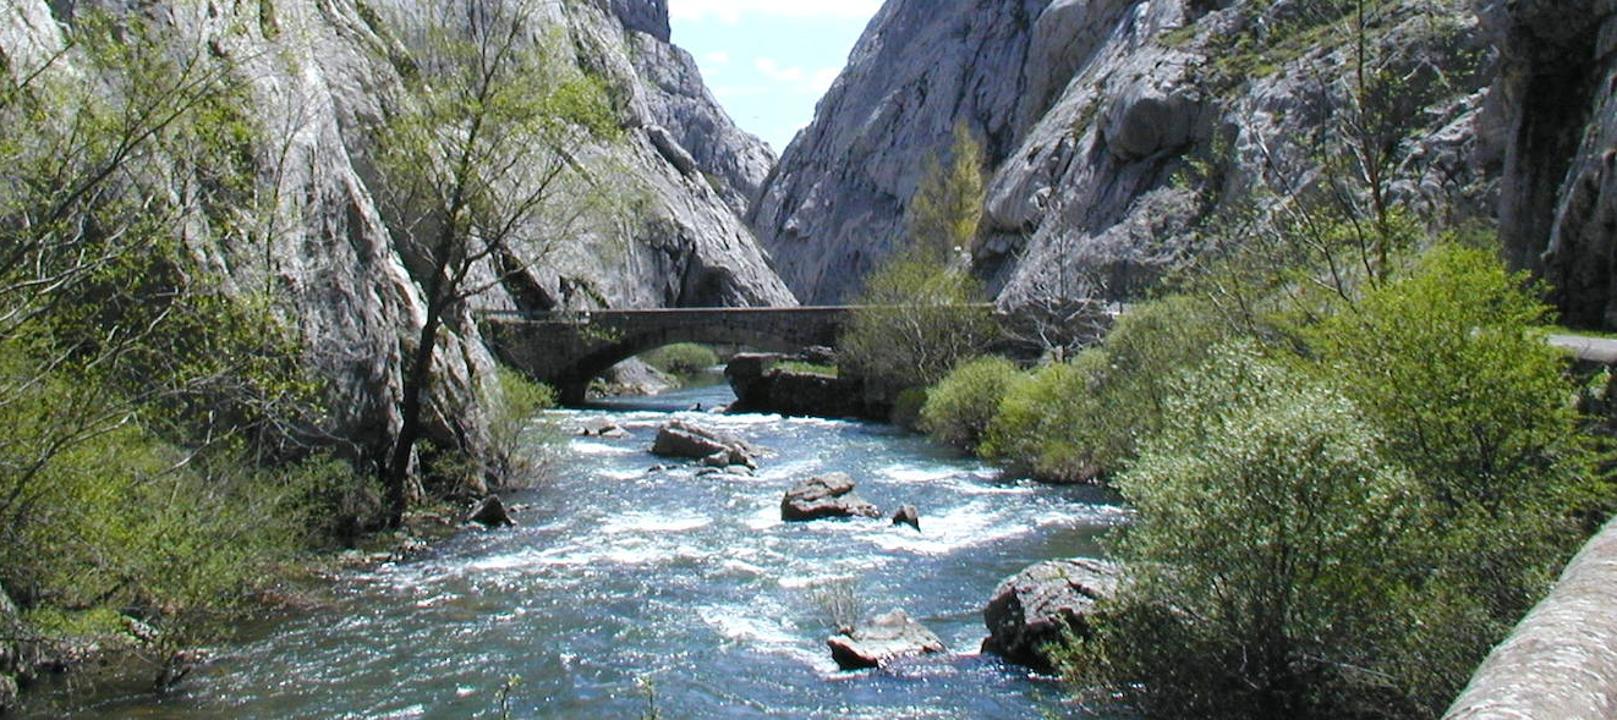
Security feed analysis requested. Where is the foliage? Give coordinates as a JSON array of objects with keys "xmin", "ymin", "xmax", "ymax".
[
  {"xmin": 1076, "ymin": 344, "xmax": 1419, "ymax": 719},
  {"xmin": 0, "ymin": 9, "xmax": 382, "ymax": 695},
  {"xmin": 840, "ymin": 122, "xmax": 996, "ymax": 397},
  {"xmin": 889, "ymin": 387, "xmax": 929, "ymax": 430},
  {"xmin": 485, "ymin": 366, "xmax": 559, "ymax": 490},
  {"xmin": 920, "ymin": 356, "xmax": 1024, "ymax": 451},
  {"xmin": 0, "ymin": 354, "xmax": 335, "ymax": 663},
  {"xmin": 1062, "ymin": 246, "xmax": 1602, "ymax": 718},
  {"xmin": 908, "ymin": 122, "xmax": 986, "ymax": 259},
  {"xmin": 1300, "ymin": 245, "xmax": 1597, "ymax": 710},
  {"xmin": 840, "ymin": 258, "xmax": 996, "ymax": 393},
  {"xmin": 641, "ymin": 343, "xmax": 720, "ymax": 377},
  {"xmin": 981, "ymin": 352, "xmax": 1107, "ymax": 483},
  {"xmin": 775, "ymin": 361, "xmax": 838, "ymax": 378},
  {"xmin": 979, "ymin": 296, "xmax": 1226, "ymax": 482}
]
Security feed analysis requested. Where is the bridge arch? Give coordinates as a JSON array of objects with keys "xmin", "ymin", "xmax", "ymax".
[{"xmin": 481, "ymin": 307, "xmax": 854, "ymax": 403}]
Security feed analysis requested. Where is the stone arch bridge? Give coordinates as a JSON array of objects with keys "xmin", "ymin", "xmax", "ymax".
[{"xmin": 480, "ymin": 306, "xmax": 891, "ymax": 403}]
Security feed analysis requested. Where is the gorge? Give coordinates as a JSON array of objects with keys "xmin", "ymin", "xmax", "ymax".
[{"xmin": 2, "ymin": 0, "xmax": 1617, "ymax": 717}]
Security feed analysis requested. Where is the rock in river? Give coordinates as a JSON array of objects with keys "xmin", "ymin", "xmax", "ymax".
[
  {"xmin": 827, "ymin": 609, "xmax": 946, "ymax": 670},
  {"xmin": 982, "ymin": 558, "xmax": 1121, "ymax": 672},
  {"xmin": 468, "ymin": 495, "xmax": 516, "ymax": 528},
  {"xmin": 651, "ymin": 420, "xmax": 758, "ymax": 469},
  {"xmin": 781, "ymin": 473, "xmax": 881, "ymax": 521},
  {"xmin": 891, "ymin": 504, "xmax": 920, "ymax": 531}
]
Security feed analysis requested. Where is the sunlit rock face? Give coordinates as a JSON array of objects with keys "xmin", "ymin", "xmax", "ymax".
[
  {"xmin": 0, "ymin": 0, "xmax": 791, "ymax": 466},
  {"xmin": 753, "ymin": 0, "xmax": 1502, "ymax": 307}
]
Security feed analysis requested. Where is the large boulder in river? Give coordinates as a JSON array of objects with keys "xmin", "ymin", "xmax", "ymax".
[
  {"xmin": 983, "ymin": 558, "xmax": 1121, "ymax": 672},
  {"xmin": 650, "ymin": 420, "xmax": 757, "ymax": 469},
  {"xmin": 827, "ymin": 609, "xmax": 946, "ymax": 670},
  {"xmin": 781, "ymin": 473, "xmax": 881, "ymax": 521}
]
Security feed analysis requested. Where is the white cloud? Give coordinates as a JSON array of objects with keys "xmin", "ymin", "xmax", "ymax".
[
  {"xmin": 752, "ymin": 57, "xmax": 842, "ymax": 96},
  {"xmin": 705, "ymin": 51, "xmax": 732, "ymax": 65},
  {"xmin": 669, "ymin": 0, "xmax": 883, "ymax": 24},
  {"xmin": 754, "ymin": 57, "xmax": 804, "ymax": 83}
]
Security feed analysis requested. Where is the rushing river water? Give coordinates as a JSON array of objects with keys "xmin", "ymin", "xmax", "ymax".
[{"xmin": 29, "ymin": 383, "xmax": 1127, "ymax": 719}]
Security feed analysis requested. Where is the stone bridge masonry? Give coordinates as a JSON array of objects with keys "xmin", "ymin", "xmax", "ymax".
[{"xmin": 481, "ymin": 306, "xmax": 879, "ymax": 403}]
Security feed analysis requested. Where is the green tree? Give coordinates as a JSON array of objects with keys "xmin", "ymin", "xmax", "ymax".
[
  {"xmin": 840, "ymin": 122, "xmax": 994, "ymax": 396},
  {"xmin": 373, "ymin": 0, "xmax": 622, "ymax": 527},
  {"xmin": 908, "ymin": 122, "xmax": 987, "ymax": 261}
]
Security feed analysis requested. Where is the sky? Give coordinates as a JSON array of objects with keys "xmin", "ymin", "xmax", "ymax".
[{"xmin": 667, "ymin": 0, "xmax": 884, "ymax": 154}]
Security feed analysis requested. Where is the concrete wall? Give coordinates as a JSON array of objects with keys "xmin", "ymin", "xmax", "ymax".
[{"xmin": 1444, "ymin": 517, "xmax": 1617, "ymax": 719}]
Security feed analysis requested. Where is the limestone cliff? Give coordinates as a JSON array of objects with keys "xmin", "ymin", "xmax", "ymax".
[
  {"xmin": 0, "ymin": 0, "xmax": 790, "ymax": 472},
  {"xmin": 1485, "ymin": 0, "xmax": 1617, "ymax": 328},
  {"xmin": 752, "ymin": 0, "xmax": 1498, "ymax": 306}
]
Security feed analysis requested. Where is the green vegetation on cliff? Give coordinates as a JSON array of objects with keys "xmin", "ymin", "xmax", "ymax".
[{"xmin": 840, "ymin": 123, "xmax": 995, "ymax": 401}]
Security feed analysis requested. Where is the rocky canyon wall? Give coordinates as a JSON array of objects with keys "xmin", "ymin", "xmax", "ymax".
[
  {"xmin": 754, "ymin": 0, "xmax": 1500, "ymax": 307},
  {"xmin": 0, "ymin": 0, "xmax": 790, "ymax": 472}
]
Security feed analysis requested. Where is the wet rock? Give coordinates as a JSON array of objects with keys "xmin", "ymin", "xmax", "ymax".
[
  {"xmin": 781, "ymin": 473, "xmax": 881, "ymax": 521},
  {"xmin": 982, "ymin": 558, "xmax": 1121, "ymax": 672},
  {"xmin": 827, "ymin": 609, "xmax": 947, "ymax": 670},
  {"xmin": 891, "ymin": 504, "xmax": 920, "ymax": 531},
  {"xmin": 468, "ymin": 495, "xmax": 516, "ymax": 528},
  {"xmin": 579, "ymin": 418, "xmax": 628, "ymax": 437},
  {"xmin": 651, "ymin": 420, "xmax": 757, "ymax": 468}
]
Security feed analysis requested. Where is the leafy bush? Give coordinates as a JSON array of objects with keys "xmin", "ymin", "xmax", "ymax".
[
  {"xmin": 979, "ymin": 295, "xmax": 1226, "ymax": 482},
  {"xmin": 981, "ymin": 351, "xmax": 1107, "ymax": 483},
  {"xmin": 889, "ymin": 387, "xmax": 929, "ymax": 430},
  {"xmin": 1064, "ymin": 245, "xmax": 1602, "ymax": 718},
  {"xmin": 1301, "ymin": 244, "xmax": 1597, "ymax": 710},
  {"xmin": 1077, "ymin": 343, "xmax": 1419, "ymax": 719},
  {"xmin": 920, "ymin": 356, "xmax": 1025, "ymax": 450},
  {"xmin": 485, "ymin": 366, "xmax": 559, "ymax": 490},
  {"xmin": 641, "ymin": 343, "xmax": 720, "ymax": 377},
  {"xmin": 840, "ymin": 257, "xmax": 997, "ymax": 394}
]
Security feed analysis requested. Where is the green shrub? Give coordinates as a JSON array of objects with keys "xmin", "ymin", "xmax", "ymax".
[
  {"xmin": 1073, "ymin": 343, "xmax": 1421, "ymax": 719},
  {"xmin": 1301, "ymin": 244, "xmax": 1598, "ymax": 710},
  {"xmin": 919, "ymin": 356, "xmax": 1025, "ymax": 450},
  {"xmin": 840, "ymin": 257, "xmax": 997, "ymax": 394},
  {"xmin": 641, "ymin": 343, "xmax": 719, "ymax": 377},
  {"xmin": 1065, "ymin": 245, "xmax": 1603, "ymax": 718},
  {"xmin": 485, "ymin": 366, "xmax": 559, "ymax": 490},
  {"xmin": 978, "ymin": 295, "xmax": 1226, "ymax": 482},
  {"xmin": 981, "ymin": 351, "xmax": 1108, "ymax": 483},
  {"xmin": 890, "ymin": 387, "xmax": 929, "ymax": 430}
]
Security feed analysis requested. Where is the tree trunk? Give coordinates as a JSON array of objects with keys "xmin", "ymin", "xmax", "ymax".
[{"xmin": 381, "ymin": 247, "xmax": 454, "ymax": 528}]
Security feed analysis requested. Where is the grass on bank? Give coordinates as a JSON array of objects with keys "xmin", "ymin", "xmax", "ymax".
[{"xmin": 640, "ymin": 343, "xmax": 721, "ymax": 378}]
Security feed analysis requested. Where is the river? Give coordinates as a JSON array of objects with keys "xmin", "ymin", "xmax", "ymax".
[{"xmin": 27, "ymin": 383, "xmax": 1126, "ymax": 718}]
